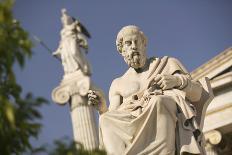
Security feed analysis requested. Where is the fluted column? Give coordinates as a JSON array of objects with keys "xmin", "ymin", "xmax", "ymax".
[{"xmin": 70, "ymin": 95, "xmax": 98, "ymax": 150}]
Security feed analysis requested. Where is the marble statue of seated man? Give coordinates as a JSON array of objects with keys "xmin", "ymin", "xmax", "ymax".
[{"xmin": 88, "ymin": 25, "xmax": 206, "ymax": 155}]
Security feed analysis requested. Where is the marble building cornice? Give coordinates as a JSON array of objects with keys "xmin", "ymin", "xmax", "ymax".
[{"xmin": 191, "ymin": 47, "xmax": 232, "ymax": 81}]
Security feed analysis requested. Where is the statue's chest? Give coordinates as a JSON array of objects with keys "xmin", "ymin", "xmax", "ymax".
[{"xmin": 118, "ymin": 79, "xmax": 145, "ymax": 98}]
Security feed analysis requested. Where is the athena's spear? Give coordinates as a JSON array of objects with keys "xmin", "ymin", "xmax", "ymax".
[{"xmin": 32, "ymin": 35, "xmax": 61, "ymax": 61}]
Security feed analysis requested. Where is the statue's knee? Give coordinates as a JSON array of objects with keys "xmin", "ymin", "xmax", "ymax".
[
  {"xmin": 154, "ymin": 96, "xmax": 168, "ymax": 107},
  {"xmin": 155, "ymin": 95, "xmax": 165, "ymax": 103},
  {"xmin": 153, "ymin": 95, "xmax": 176, "ymax": 113}
]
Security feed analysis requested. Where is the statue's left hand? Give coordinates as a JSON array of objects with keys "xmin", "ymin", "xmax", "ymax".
[
  {"xmin": 87, "ymin": 90, "xmax": 108, "ymax": 114},
  {"xmin": 153, "ymin": 74, "xmax": 181, "ymax": 90},
  {"xmin": 87, "ymin": 90, "xmax": 99, "ymax": 106}
]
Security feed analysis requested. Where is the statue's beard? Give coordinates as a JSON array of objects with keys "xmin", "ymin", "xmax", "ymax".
[{"xmin": 124, "ymin": 52, "xmax": 146, "ymax": 69}]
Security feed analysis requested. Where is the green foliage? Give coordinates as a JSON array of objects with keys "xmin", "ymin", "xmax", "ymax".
[
  {"xmin": 48, "ymin": 138, "xmax": 106, "ymax": 155},
  {"xmin": 0, "ymin": 1, "xmax": 105, "ymax": 154},
  {"xmin": 0, "ymin": 0, "xmax": 48, "ymax": 154}
]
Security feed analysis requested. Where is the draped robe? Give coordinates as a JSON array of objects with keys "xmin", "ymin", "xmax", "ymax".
[
  {"xmin": 99, "ymin": 57, "xmax": 205, "ymax": 155},
  {"xmin": 53, "ymin": 23, "xmax": 90, "ymax": 75}
]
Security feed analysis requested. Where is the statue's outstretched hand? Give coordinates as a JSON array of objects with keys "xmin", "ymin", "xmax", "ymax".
[
  {"xmin": 152, "ymin": 74, "xmax": 181, "ymax": 90},
  {"xmin": 87, "ymin": 90, "xmax": 99, "ymax": 105},
  {"xmin": 87, "ymin": 90, "xmax": 108, "ymax": 114}
]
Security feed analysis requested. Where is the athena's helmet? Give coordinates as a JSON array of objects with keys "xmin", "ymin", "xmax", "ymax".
[{"xmin": 61, "ymin": 8, "xmax": 74, "ymax": 25}]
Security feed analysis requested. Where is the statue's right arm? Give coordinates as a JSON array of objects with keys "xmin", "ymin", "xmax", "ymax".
[
  {"xmin": 108, "ymin": 79, "xmax": 122, "ymax": 111},
  {"xmin": 53, "ymin": 42, "xmax": 62, "ymax": 58}
]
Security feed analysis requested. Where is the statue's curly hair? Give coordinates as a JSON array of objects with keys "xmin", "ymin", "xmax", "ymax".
[{"xmin": 116, "ymin": 25, "xmax": 147, "ymax": 53}]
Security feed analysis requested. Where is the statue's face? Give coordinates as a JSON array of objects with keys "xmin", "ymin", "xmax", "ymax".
[{"xmin": 121, "ymin": 33, "xmax": 147, "ymax": 69}]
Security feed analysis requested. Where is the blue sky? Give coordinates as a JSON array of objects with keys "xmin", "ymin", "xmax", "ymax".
[{"xmin": 13, "ymin": 0, "xmax": 232, "ymax": 147}]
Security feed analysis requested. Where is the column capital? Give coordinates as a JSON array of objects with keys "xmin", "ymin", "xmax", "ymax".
[
  {"xmin": 205, "ymin": 130, "xmax": 222, "ymax": 146},
  {"xmin": 52, "ymin": 71, "xmax": 91, "ymax": 105}
]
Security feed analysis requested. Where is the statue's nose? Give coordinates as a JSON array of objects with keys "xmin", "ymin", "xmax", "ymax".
[{"xmin": 131, "ymin": 42, "xmax": 137, "ymax": 50}]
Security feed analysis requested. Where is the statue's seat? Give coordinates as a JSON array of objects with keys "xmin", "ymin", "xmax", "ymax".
[{"xmin": 193, "ymin": 77, "xmax": 214, "ymax": 131}]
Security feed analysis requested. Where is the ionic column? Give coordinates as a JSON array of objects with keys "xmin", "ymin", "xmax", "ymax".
[
  {"xmin": 52, "ymin": 72, "xmax": 99, "ymax": 150},
  {"xmin": 70, "ymin": 94, "xmax": 98, "ymax": 150},
  {"xmin": 204, "ymin": 130, "xmax": 222, "ymax": 155}
]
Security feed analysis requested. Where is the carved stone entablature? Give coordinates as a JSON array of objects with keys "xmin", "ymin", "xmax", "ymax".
[
  {"xmin": 52, "ymin": 70, "xmax": 90, "ymax": 105},
  {"xmin": 191, "ymin": 47, "xmax": 232, "ymax": 81}
]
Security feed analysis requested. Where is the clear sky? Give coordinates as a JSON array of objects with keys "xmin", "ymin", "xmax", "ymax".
[{"xmin": 13, "ymin": 0, "xmax": 232, "ymax": 148}]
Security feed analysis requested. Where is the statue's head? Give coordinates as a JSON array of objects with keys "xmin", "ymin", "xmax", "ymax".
[
  {"xmin": 116, "ymin": 25, "xmax": 147, "ymax": 69},
  {"xmin": 61, "ymin": 8, "xmax": 74, "ymax": 26}
]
